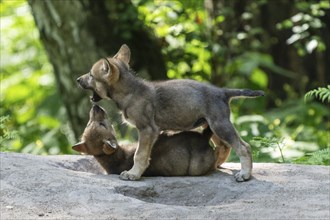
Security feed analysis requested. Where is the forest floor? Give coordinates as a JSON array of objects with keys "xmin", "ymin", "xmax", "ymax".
[{"xmin": 1, "ymin": 152, "xmax": 329, "ymax": 219}]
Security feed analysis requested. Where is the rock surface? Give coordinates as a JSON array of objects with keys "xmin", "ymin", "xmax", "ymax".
[{"xmin": 0, "ymin": 152, "xmax": 329, "ymax": 219}]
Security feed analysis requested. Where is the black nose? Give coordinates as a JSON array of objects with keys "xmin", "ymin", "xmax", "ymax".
[{"xmin": 77, "ymin": 77, "xmax": 81, "ymax": 83}]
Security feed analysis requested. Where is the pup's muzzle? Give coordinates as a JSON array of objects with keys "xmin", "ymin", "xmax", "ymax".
[
  {"xmin": 91, "ymin": 104, "xmax": 107, "ymax": 118},
  {"xmin": 76, "ymin": 76, "xmax": 86, "ymax": 88},
  {"xmin": 76, "ymin": 76, "xmax": 102, "ymax": 102},
  {"xmin": 92, "ymin": 104, "xmax": 104, "ymax": 113}
]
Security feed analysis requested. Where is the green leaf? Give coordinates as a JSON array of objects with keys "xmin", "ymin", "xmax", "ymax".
[
  {"xmin": 305, "ymin": 86, "xmax": 330, "ymax": 103},
  {"xmin": 250, "ymin": 68, "xmax": 268, "ymax": 88}
]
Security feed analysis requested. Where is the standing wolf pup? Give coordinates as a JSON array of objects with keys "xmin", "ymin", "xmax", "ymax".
[
  {"xmin": 73, "ymin": 104, "xmax": 218, "ymax": 176},
  {"xmin": 77, "ymin": 44, "xmax": 264, "ymax": 182}
]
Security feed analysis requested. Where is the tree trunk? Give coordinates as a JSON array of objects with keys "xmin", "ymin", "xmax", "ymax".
[
  {"xmin": 204, "ymin": 0, "xmax": 249, "ymax": 87},
  {"xmin": 28, "ymin": 0, "xmax": 167, "ymax": 140}
]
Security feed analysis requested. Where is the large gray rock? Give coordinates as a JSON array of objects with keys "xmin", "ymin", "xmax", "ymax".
[{"xmin": 0, "ymin": 152, "xmax": 329, "ymax": 219}]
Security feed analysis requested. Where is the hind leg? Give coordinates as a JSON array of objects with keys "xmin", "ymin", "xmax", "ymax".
[{"xmin": 208, "ymin": 118, "xmax": 252, "ymax": 182}]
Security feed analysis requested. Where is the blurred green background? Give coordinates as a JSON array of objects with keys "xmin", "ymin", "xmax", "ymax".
[{"xmin": 1, "ymin": 0, "xmax": 329, "ymax": 165}]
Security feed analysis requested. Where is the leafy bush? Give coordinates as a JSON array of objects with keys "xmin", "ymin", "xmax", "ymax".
[
  {"xmin": 229, "ymin": 98, "xmax": 329, "ymax": 164},
  {"xmin": 0, "ymin": 116, "xmax": 18, "ymax": 150},
  {"xmin": 0, "ymin": 1, "xmax": 71, "ymax": 154},
  {"xmin": 294, "ymin": 148, "xmax": 330, "ymax": 165},
  {"xmin": 277, "ymin": 0, "xmax": 329, "ymax": 56}
]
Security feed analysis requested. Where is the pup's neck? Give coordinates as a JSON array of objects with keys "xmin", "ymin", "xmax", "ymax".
[
  {"xmin": 106, "ymin": 71, "xmax": 152, "ymax": 110},
  {"xmin": 93, "ymin": 145, "xmax": 134, "ymax": 174}
]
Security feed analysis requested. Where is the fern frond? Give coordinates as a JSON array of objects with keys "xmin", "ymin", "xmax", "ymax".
[
  {"xmin": 294, "ymin": 148, "xmax": 330, "ymax": 165},
  {"xmin": 306, "ymin": 148, "xmax": 330, "ymax": 165},
  {"xmin": 304, "ymin": 85, "xmax": 330, "ymax": 103}
]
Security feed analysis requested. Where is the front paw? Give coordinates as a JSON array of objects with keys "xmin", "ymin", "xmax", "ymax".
[
  {"xmin": 119, "ymin": 170, "xmax": 141, "ymax": 181},
  {"xmin": 235, "ymin": 171, "xmax": 251, "ymax": 182}
]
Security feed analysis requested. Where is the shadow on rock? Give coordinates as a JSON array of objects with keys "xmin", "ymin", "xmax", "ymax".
[{"xmin": 114, "ymin": 170, "xmax": 277, "ymax": 206}]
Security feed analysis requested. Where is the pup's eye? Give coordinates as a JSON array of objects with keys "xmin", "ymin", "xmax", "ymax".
[
  {"xmin": 100, "ymin": 122, "xmax": 107, "ymax": 128},
  {"xmin": 89, "ymin": 71, "xmax": 94, "ymax": 79}
]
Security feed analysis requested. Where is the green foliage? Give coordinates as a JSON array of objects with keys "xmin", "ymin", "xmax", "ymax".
[
  {"xmin": 230, "ymin": 98, "xmax": 329, "ymax": 164},
  {"xmin": 251, "ymin": 137, "xmax": 286, "ymax": 163},
  {"xmin": 305, "ymin": 85, "xmax": 330, "ymax": 103},
  {"xmin": 277, "ymin": 0, "xmax": 329, "ymax": 56},
  {"xmin": 294, "ymin": 148, "xmax": 330, "ymax": 165},
  {"xmin": 0, "ymin": 1, "xmax": 71, "ymax": 154},
  {"xmin": 135, "ymin": 0, "xmax": 211, "ymax": 82},
  {"xmin": 0, "ymin": 115, "xmax": 19, "ymax": 150}
]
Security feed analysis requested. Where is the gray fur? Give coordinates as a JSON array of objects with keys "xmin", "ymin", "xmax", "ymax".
[{"xmin": 77, "ymin": 44, "xmax": 264, "ymax": 181}]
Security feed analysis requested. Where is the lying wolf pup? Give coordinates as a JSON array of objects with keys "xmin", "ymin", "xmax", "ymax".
[
  {"xmin": 77, "ymin": 44, "xmax": 264, "ymax": 181},
  {"xmin": 72, "ymin": 105, "xmax": 218, "ymax": 176}
]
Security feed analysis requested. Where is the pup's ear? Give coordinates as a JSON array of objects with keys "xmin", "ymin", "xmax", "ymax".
[
  {"xmin": 114, "ymin": 44, "xmax": 130, "ymax": 64},
  {"xmin": 72, "ymin": 141, "xmax": 88, "ymax": 153},
  {"xmin": 102, "ymin": 139, "xmax": 118, "ymax": 155},
  {"xmin": 102, "ymin": 58, "xmax": 112, "ymax": 74}
]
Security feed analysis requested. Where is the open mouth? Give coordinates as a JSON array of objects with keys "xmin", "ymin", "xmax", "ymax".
[
  {"xmin": 91, "ymin": 91, "xmax": 102, "ymax": 102},
  {"xmin": 92, "ymin": 104, "xmax": 105, "ymax": 113}
]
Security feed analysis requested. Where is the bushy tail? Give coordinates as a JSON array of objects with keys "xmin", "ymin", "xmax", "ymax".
[{"xmin": 223, "ymin": 88, "xmax": 265, "ymax": 102}]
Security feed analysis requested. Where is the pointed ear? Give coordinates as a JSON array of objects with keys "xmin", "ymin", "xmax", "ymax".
[
  {"xmin": 102, "ymin": 58, "xmax": 111, "ymax": 74},
  {"xmin": 102, "ymin": 139, "xmax": 118, "ymax": 155},
  {"xmin": 72, "ymin": 141, "xmax": 88, "ymax": 153},
  {"xmin": 114, "ymin": 44, "xmax": 130, "ymax": 64}
]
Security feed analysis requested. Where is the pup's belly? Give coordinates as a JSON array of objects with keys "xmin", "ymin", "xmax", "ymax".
[{"xmin": 155, "ymin": 115, "xmax": 205, "ymax": 131}]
